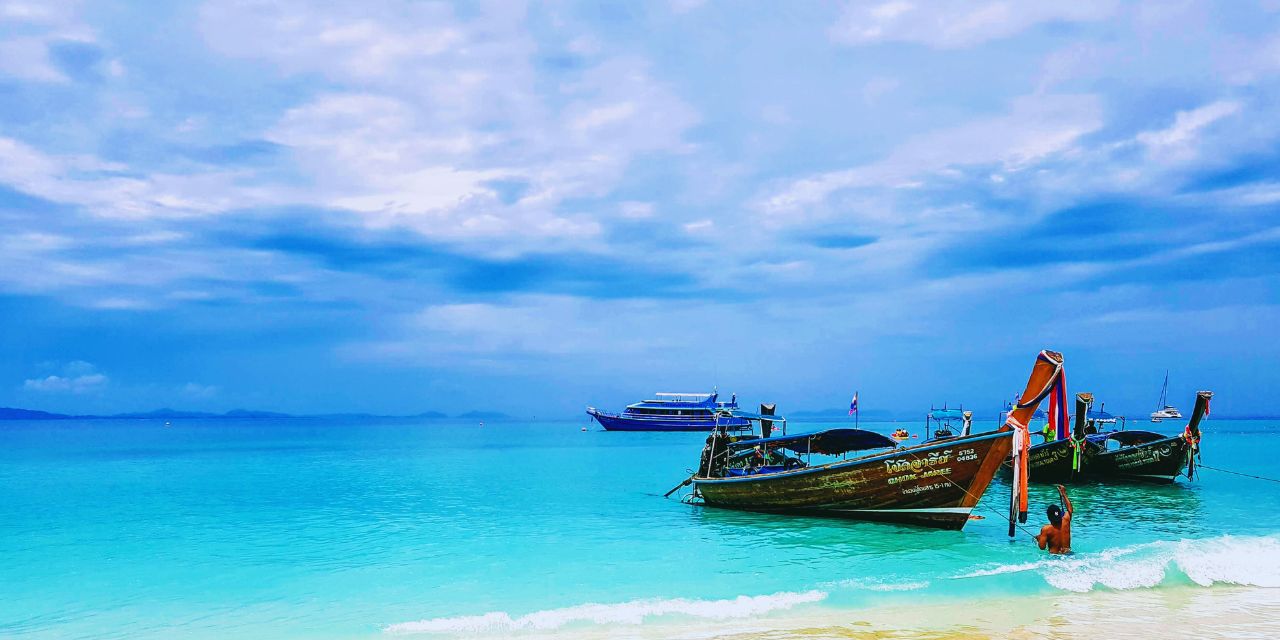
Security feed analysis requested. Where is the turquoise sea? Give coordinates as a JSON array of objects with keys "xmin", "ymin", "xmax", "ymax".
[{"xmin": 2, "ymin": 418, "xmax": 1279, "ymax": 639}]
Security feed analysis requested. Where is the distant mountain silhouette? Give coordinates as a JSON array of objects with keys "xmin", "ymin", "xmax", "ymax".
[
  {"xmin": 788, "ymin": 408, "xmax": 899, "ymax": 420},
  {"xmin": 0, "ymin": 407, "xmax": 72, "ymax": 420},
  {"xmin": 0, "ymin": 406, "xmax": 504, "ymax": 421},
  {"xmin": 223, "ymin": 409, "xmax": 292, "ymax": 419},
  {"xmin": 110, "ymin": 408, "xmax": 221, "ymax": 419}
]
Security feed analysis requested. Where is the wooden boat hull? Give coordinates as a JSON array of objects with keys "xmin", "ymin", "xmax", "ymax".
[
  {"xmin": 692, "ymin": 430, "xmax": 1012, "ymax": 530},
  {"xmin": 1003, "ymin": 435, "xmax": 1192, "ymax": 484},
  {"xmin": 1087, "ymin": 435, "xmax": 1192, "ymax": 483},
  {"xmin": 1003, "ymin": 438, "xmax": 1081, "ymax": 484}
]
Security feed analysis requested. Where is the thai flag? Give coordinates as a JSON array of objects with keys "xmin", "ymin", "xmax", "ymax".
[{"xmin": 849, "ymin": 392, "xmax": 858, "ymax": 416}]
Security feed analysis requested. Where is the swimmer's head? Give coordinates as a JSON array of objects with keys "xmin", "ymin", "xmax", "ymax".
[{"xmin": 1046, "ymin": 504, "xmax": 1063, "ymax": 527}]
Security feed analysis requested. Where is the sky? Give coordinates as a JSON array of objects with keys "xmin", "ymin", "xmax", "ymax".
[{"xmin": 2, "ymin": 1, "xmax": 1280, "ymax": 418}]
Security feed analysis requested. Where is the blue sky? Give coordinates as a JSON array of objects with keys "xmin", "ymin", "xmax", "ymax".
[{"xmin": 2, "ymin": 1, "xmax": 1280, "ymax": 418}]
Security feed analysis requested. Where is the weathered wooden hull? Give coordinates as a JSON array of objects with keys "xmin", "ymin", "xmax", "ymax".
[
  {"xmin": 1003, "ymin": 438, "xmax": 1081, "ymax": 484},
  {"xmin": 1003, "ymin": 436, "xmax": 1192, "ymax": 484},
  {"xmin": 1088, "ymin": 436, "xmax": 1192, "ymax": 483},
  {"xmin": 692, "ymin": 430, "xmax": 1012, "ymax": 530}
]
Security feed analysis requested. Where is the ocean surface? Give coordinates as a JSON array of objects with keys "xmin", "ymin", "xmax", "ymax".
[{"xmin": 2, "ymin": 417, "xmax": 1278, "ymax": 639}]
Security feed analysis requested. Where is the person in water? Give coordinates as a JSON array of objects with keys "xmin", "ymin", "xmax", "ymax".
[{"xmin": 1035, "ymin": 484, "xmax": 1073, "ymax": 554}]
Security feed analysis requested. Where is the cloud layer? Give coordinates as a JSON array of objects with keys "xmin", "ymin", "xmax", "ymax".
[{"xmin": 2, "ymin": 1, "xmax": 1280, "ymax": 415}]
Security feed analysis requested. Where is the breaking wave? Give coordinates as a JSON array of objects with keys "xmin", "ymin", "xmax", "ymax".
[
  {"xmin": 383, "ymin": 590, "xmax": 827, "ymax": 635},
  {"xmin": 956, "ymin": 534, "xmax": 1280, "ymax": 592},
  {"xmin": 821, "ymin": 577, "xmax": 931, "ymax": 592}
]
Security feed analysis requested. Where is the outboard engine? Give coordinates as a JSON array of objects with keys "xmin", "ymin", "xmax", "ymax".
[{"xmin": 699, "ymin": 427, "xmax": 731, "ymax": 477}]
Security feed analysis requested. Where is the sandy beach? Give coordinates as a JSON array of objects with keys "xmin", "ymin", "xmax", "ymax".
[{"xmin": 471, "ymin": 586, "xmax": 1280, "ymax": 640}]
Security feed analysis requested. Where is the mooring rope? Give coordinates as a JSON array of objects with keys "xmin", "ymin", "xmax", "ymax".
[
  {"xmin": 1198, "ymin": 464, "xmax": 1280, "ymax": 484},
  {"xmin": 896, "ymin": 446, "xmax": 1041, "ymax": 540}
]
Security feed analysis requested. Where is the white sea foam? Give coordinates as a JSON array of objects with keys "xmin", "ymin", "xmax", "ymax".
[
  {"xmin": 823, "ymin": 577, "xmax": 930, "ymax": 591},
  {"xmin": 957, "ymin": 535, "xmax": 1280, "ymax": 593},
  {"xmin": 383, "ymin": 590, "xmax": 827, "ymax": 635}
]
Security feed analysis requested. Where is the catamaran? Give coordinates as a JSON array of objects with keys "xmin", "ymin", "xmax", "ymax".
[
  {"xmin": 586, "ymin": 391, "xmax": 748, "ymax": 431},
  {"xmin": 668, "ymin": 350, "xmax": 1065, "ymax": 530},
  {"xmin": 1150, "ymin": 371, "xmax": 1183, "ymax": 421}
]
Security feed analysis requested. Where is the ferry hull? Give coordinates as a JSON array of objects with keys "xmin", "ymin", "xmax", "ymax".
[
  {"xmin": 588, "ymin": 410, "xmax": 749, "ymax": 432},
  {"xmin": 692, "ymin": 430, "xmax": 1012, "ymax": 530}
]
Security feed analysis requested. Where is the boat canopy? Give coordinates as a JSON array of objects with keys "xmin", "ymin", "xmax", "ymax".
[
  {"xmin": 1086, "ymin": 430, "xmax": 1168, "ymax": 446},
  {"xmin": 654, "ymin": 392, "xmax": 713, "ymax": 399},
  {"xmin": 1087, "ymin": 408, "xmax": 1116, "ymax": 420},
  {"xmin": 729, "ymin": 428, "xmax": 897, "ymax": 455},
  {"xmin": 929, "ymin": 409, "xmax": 966, "ymax": 421}
]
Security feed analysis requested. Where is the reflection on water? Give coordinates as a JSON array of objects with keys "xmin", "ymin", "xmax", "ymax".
[{"xmin": 690, "ymin": 505, "xmax": 965, "ymax": 555}]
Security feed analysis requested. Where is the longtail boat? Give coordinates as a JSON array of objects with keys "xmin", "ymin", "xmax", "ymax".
[
  {"xmin": 676, "ymin": 350, "xmax": 1064, "ymax": 531},
  {"xmin": 1008, "ymin": 390, "xmax": 1213, "ymax": 484},
  {"xmin": 925, "ymin": 406, "xmax": 972, "ymax": 441}
]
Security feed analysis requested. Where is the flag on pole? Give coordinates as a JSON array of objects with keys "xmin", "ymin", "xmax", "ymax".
[{"xmin": 849, "ymin": 392, "xmax": 859, "ymax": 416}]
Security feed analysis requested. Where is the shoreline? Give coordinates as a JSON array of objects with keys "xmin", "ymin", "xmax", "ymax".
[{"xmin": 417, "ymin": 585, "xmax": 1279, "ymax": 640}]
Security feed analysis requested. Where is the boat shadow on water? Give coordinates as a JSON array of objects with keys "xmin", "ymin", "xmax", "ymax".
[{"xmin": 682, "ymin": 502, "xmax": 969, "ymax": 552}]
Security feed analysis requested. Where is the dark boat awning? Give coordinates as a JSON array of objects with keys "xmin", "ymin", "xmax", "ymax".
[{"xmin": 729, "ymin": 428, "xmax": 897, "ymax": 455}]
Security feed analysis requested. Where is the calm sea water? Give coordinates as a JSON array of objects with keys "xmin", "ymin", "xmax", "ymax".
[{"xmin": 2, "ymin": 418, "xmax": 1278, "ymax": 639}]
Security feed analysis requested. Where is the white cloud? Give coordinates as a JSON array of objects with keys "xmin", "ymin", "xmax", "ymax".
[
  {"xmin": 1135, "ymin": 100, "xmax": 1242, "ymax": 154},
  {"xmin": 181, "ymin": 382, "xmax": 220, "ymax": 399},
  {"xmin": 830, "ymin": 0, "xmax": 1116, "ymax": 49},
  {"xmin": 683, "ymin": 219, "xmax": 714, "ymax": 233},
  {"xmin": 0, "ymin": 1, "xmax": 101, "ymax": 82},
  {"xmin": 619, "ymin": 201, "xmax": 655, "ymax": 219},
  {"xmin": 346, "ymin": 296, "xmax": 677, "ymax": 364},
  {"xmin": 23, "ymin": 361, "xmax": 109, "ymax": 394},
  {"xmin": 756, "ymin": 93, "xmax": 1104, "ymax": 222},
  {"xmin": 199, "ymin": 0, "xmax": 466, "ymax": 83},
  {"xmin": 0, "ymin": 136, "xmax": 277, "ymax": 220},
  {"xmin": 196, "ymin": 2, "xmax": 698, "ymax": 246},
  {"xmin": 0, "ymin": 36, "xmax": 68, "ymax": 82}
]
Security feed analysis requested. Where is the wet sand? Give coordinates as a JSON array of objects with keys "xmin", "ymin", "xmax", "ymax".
[{"xmin": 489, "ymin": 586, "xmax": 1279, "ymax": 640}]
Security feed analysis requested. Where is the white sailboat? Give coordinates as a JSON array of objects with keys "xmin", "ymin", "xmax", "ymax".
[{"xmin": 1150, "ymin": 371, "xmax": 1182, "ymax": 422}]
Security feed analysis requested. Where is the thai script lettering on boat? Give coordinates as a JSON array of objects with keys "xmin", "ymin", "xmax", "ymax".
[
  {"xmin": 1115, "ymin": 444, "xmax": 1174, "ymax": 469},
  {"xmin": 901, "ymin": 481, "xmax": 947, "ymax": 495},
  {"xmin": 882, "ymin": 449, "xmax": 953, "ymax": 474}
]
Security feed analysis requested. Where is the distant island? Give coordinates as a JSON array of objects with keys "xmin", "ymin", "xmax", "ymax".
[
  {"xmin": 0, "ymin": 407, "xmax": 513, "ymax": 421},
  {"xmin": 2, "ymin": 405, "xmax": 1270, "ymax": 423}
]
